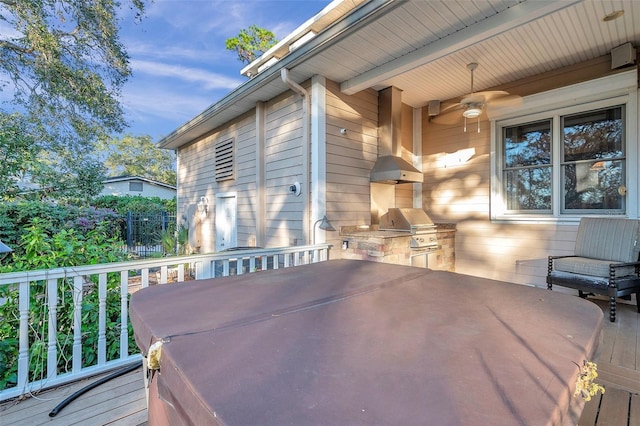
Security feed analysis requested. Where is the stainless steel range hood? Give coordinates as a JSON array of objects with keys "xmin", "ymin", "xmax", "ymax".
[{"xmin": 370, "ymin": 86, "xmax": 423, "ymax": 185}]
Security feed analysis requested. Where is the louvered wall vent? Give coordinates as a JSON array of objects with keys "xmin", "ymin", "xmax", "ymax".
[{"xmin": 215, "ymin": 139, "xmax": 234, "ymax": 182}]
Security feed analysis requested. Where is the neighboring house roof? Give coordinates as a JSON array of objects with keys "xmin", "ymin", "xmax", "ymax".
[
  {"xmin": 158, "ymin": 0, "xmax": 640, "ymax": 149},
  {"xmin": 103, "ymin": 176, "xmax": 176, "ymax": 191}
]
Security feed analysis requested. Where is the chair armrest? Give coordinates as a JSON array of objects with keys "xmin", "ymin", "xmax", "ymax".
[
  {"xmin": 609, "ymin": 260, "xmax": 640, "ymax": 269},
  {"xmin": 609, "ymin": 260, "xmax": 640, "ymax": 279}
]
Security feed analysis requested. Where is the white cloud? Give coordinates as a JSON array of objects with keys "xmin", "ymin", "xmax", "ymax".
[
  {"xmin": 130, "ymin": 59, "xmax": 244, "ymax": 91},
  {"xmin": 121, "ymin": 86, "xmax": 217, "ymax": 137}
]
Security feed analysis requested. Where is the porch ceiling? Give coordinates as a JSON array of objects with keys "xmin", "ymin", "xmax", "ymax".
[{"xmin": 159, "ymin": 0, "xmax": 640, "ymax": 149}]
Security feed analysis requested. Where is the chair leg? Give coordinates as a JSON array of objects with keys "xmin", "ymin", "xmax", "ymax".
[
  {"xmin": 636, "ymin": 292, "xmax": 640, "ymax": 313},
  {"xmin": 609, "ymin": 296, "xmax": 616, "ymax": 322}
]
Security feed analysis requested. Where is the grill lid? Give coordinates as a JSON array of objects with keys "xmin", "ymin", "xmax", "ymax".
[{"xmin": 379, "ymin": 208, "xmax": 435, "ymax": 231}]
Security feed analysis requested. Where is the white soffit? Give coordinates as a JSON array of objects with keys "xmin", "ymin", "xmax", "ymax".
[{"xmin": 339, "ymin": 0, "xmax": 582, "ymax": 95}]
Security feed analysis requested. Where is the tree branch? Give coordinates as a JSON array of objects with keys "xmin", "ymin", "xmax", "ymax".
[{"xmin": 0, "ymin": 39, "xmax": 34, "ymax": 55}]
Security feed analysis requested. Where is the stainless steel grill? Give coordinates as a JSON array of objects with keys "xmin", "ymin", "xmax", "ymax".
[{"xmin": 379, "ymin": 208, "xmax": 437, "ymax": 249}]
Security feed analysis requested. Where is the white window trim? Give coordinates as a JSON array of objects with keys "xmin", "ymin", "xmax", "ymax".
[{"xmin": 490, "ymin": 69, "xmax": 638, "ymax": 224}]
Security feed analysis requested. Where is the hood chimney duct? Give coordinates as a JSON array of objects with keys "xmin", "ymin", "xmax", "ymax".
[{"xmin": 370, "ymin": 87, "xmax": 423, "ymax": 184}]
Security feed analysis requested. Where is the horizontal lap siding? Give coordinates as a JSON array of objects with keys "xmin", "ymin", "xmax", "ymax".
[
  {"xmin": 325, "ymin": 80, "xmax": 378, "ymax": 234},
  {"xmin": 178, "ymin": 112, "xmax": 257, "ymax": 252},
  {"xmin": 265, "ymin": 91, "xmax": 305, "ymax": 247}
]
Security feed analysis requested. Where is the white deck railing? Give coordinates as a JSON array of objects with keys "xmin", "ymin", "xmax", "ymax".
[{"xmin": 0, "ymin": 244, "xmax": 331, "ymax": 402}]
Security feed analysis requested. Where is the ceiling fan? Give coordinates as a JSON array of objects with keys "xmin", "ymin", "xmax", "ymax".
[{"xmin": 430, "ymin": 62, "xmax": 522, "ymax": 132}]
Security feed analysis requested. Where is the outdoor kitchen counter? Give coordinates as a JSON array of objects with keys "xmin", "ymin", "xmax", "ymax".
[
  {"xmin": 130, "ymin": 259, "xmax": 602, "ymax": 426},
  {"xmin": 340, "ymin": 224, "xmax": 456, "ymax": 270}
]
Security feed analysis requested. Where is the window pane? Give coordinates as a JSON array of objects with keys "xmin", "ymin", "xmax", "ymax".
[
  {"xmin": 504, "ymin": 167, "xmax": 552, "ymax": 211},
  {"xmin": 563, "ymin": 107, "xmax": 623, "ymax": 162},
  {"xmin": 504, "ymin": 120, "xmax": 551, "ymax": 167},
  {"xmin": 563, "ymin": 160, "xmax": 623, "ymax": 211}
]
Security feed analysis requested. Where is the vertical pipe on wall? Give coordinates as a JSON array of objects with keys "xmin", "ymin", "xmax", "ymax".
[
  {"xmin": 281, "ymin": 68, "xmax": 310, "ymax": 244},
  {"xmin": 311, "ymin": 75, "xmax": 328, "ymax": 243}
]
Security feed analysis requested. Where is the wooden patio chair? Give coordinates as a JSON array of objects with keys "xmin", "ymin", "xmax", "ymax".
[{"xmin": 547, "ymin": 217, "xmax": 640, "ymax": 322}]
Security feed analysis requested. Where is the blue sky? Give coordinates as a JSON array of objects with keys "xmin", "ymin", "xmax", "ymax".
[{"xmin": 119, "ymin": 0, "xmax": 329, "ymax": 141}]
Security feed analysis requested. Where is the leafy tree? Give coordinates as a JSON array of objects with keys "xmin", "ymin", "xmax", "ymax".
[
  {"xmin": 225, "ymin": 25, "xmax": 277, "ymax": 64},
  {"xmin": 97, "ymin": 134, "xmax": 177, "ymax": 185},
  {"xmin": 0, "ymin": 0, "xmax": 146, "ymax": 200},
  {"xmin": 0, "ymin": 113, "xmax": 39, "ymax": 198}
]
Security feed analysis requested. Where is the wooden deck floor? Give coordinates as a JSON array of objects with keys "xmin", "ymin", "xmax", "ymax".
[
  {"xmin": 0, "ymin": 365, "xmax": 146, "ymax": 425},
  {"xmin": 1, "ymin": 296, "xmax": 638, "ymax": 425}
]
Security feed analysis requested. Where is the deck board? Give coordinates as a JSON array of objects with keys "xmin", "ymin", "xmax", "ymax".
[
  {"xmin": 0, "ymin": 365, "xmax": 145, "ymax": 426},
  {"xmin": 1, "ymin": 294, "xmax": 639, "ymax": 425}
]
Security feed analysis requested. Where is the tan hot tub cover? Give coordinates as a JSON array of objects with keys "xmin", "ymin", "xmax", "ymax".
[{"xmin": 130, "ymin": 259, "xmax": 602, "ymax": 425}]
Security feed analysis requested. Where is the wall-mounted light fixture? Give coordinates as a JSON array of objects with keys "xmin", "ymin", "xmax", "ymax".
[
  {"xmin": 197, "ymin": 196, "xmax": 209, "ymax": 215},
  {"xmin": 312, "ymin": 215, "xmax": 336, "ymax": 245}
]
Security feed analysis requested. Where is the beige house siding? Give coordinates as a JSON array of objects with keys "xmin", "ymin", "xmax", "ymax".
[
  {"xmin": 421, "ymin": 57, "xmax": 624, "ymax": 288},
  {"xmin": 177, "ymin": 112, "xmax": 256, "ymax": 252},
  {"xmin": 324, "ymin": 80, "xmax": 378, "ymax": 244},
  {"xmin": 264, "ymin": 90, "xmax": 306, "ymax": 247}
]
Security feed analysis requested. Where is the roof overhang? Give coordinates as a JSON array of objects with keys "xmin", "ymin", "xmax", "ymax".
[{"xmin": 158, "ymin": 0, "xmax": 635, "ymax": 151}]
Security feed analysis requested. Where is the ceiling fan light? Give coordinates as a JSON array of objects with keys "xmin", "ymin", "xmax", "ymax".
[{"xmin": 463, "ymin": 107, "xmax": 482, "ymax": 119}]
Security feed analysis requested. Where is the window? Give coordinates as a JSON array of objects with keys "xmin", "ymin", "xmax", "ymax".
[
  {"xmin": 215, "ymin": 139, "xmax": 234, "ymax": 182},
  {"xmin": 129, "ymin": 181, "xmax": 143, "ymax": 192},
  {"xmin": 500, "ymin": 105, "xmax": 625, "ymax": 218},
  {"xmin": 503, "ymin": 119, "xmax": 552, "ymax": 212},
  {"xmin": 561, "ymin": 107, "xmax": 624, "ymax": 213},
  {"xmin": 492, "ymin": 71, "xmax": 637, "ymax": 222}
]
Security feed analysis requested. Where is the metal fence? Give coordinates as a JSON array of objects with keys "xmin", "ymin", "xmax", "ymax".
[{"xmin": 123, "ymin": 211, "xmax": 176, "ymax": 258}]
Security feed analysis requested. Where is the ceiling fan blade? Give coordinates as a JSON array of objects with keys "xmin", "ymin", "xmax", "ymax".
[
  {"xmin": 490, "ymin": 94, "xmax": 523, "ymax": 107},
  {"xmin": 461, "ymin": 90, "xmax": 510, "ymax": 105}
]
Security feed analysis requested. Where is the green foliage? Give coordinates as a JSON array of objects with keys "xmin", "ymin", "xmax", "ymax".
[
  {"xmin": 0, "ymin": 201, "xmax": 121, "ymax": 258},
  {"xmin": 0, "ymin": 219, "xmax": 136, "ymax": 390},
  {"xmin": 92, "ymin": 195, "xmax": 175, "ymax": 215},
  {"xmin": 0, "ymin": 1, "xmax": 146, "ymax": 203},
  {"xmin": 0, "ymin": 113, "xmax": 39, "ymax": 199},
  {"xmin": 225, "ymin": 25, "xmax": 277, "ymax": 65},
  {"xmin": 160, "ymin": 224, "xmax": 189, "ymax": 256},
  {"xmin": 97, "ymin": 135, "xmax": 177, "ymax": 185}
]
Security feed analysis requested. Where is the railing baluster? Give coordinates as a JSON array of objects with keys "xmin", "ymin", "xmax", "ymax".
[
  {"xmin": 178, "ymin": 263, "xmax": 185, "ymax": 281},
  {"xmin": 17, "ymin": 281, "xmax": 30, "ymax": 392},
  {"xmin": 47, "ymin": 278, "xmax": 58, "ymax": 380},
  {"xmin": 160, "ymin": 266, "xmax": 168, "ymax": 284},
  {"xmin": 72, "ymin": 276, "xmax": 83, "ymax": 373},
  {"xmin": 141, "ymin": 268, "xmax": 149, "ymax": 288},
  {"xmin": 98, "ymin": 273, "xmax": 107, "ymax": 365},
  {"xmin": 120, "ymin": 270, "xmax": 129, "ymax": 359}
]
